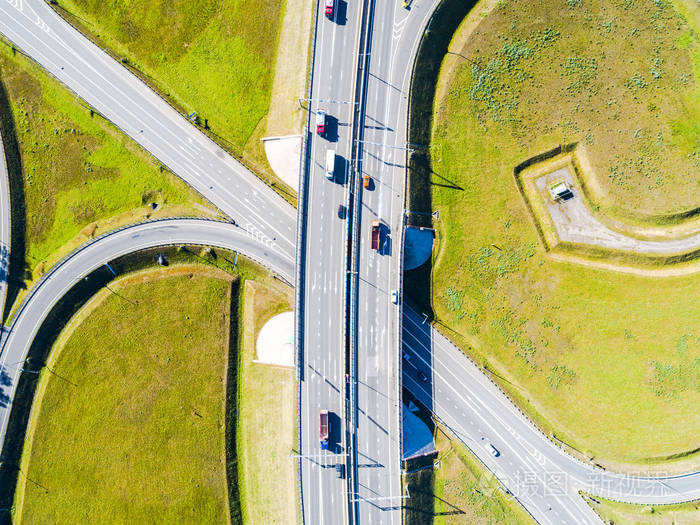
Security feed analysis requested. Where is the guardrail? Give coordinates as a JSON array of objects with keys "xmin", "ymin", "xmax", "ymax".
[
  {"xmin": 294, "ymin": 0, "xmax": 321, "ymax": 523},
  {"xmin": 344, "ymin": 0, "xmax": 375, "ymax": 522}
]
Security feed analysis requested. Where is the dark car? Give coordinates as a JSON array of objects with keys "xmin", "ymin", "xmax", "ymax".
[
  {"xmin": 417, "ymin": 370, "xmax": 428, "ymax": 383},
  {"xmin": 335, "ymin": 463, "xmax": 345, "ymax": 478},
  {"xmin": 338, "ymin": 204, "xmax": 346, "ymax": 219}
]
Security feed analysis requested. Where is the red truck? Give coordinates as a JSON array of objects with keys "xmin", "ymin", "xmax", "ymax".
[
  {"xmin": 371, "ymin": 220, "xmax": 381, "ymax": 251},
  {"xmin": 325, "ymin": 0, "xmax": 335, "ymax": 17},
  {"xmin": 320, "ymin": 410, "xmax": 329, "ymax": 450}
]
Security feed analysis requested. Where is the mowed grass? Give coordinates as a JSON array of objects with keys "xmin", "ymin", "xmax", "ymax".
[
  {"xmin": 54, "ymin": 0, "xmax": 290, "ymax": 184},
  {"xmin": 0, "ymin": 45, "xmax": 213, "ymax": 278},
  {"xmin": 405, "ymin": 425, "xmax": 532, "ymax": 525},
  {"xmin": 14, "ymin": 270, "xmax": 234, "ymax": 524},
  {"xmin": 237, "ymin": 280, "xmax": 297, "ymax": 524},
  {"xmin": 427, "ymin": 0, "xmax": 700, "ymax": 467},
  {"xmin": 586, "ymin": 495, "xmax": 700, "ymax": 524},
  {"xmin": 434, "ymin": 0, "xmax": 700, "ymax": 222}
]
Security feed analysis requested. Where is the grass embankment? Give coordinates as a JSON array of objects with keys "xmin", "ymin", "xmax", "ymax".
[
  {"xmin": 421, "ymin": 0, "xmax": 700, "ymax": 469},
  {"xmin": 13, "ymin": 269, "xmax": 235, "ymax": 524},
  {"xmin": 237, "ymin": 280, "xmax": 297, "ymax": 524},
  {"xmin": 0, "ymin": 43, "xmax": 215, "ymax": 319},
  {"xmin": 586, "ymin": 495, "xmax": 700, "ymax": 524},
  {"xmin": 12, "ymin": 257, "xmax": 298, "ymax": 524},
  {"xmin": 434, "ymin": 0, "xmax": 700, "ymax": 223},
  {"xmin": 52, "ymin": 0, "xmax": 313, "ymax": 201},
  {"xmin": 404, "ymin": 423, "xmax": 532, "ymax": 525}
]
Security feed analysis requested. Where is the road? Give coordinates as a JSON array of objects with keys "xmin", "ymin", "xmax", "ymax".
[
  {"xmin": 346, "ymin": 0, "xmax": 442, "ymax": 522},
  {"xmin": 402, "ymin": 306, "xmax": 700, "ymax": 524},
  {"xmin": 0, "ymin": 218, "xmax": 293, "ymax": 453},
  {"xmin": 298, "ymin": 0, "xmax": 362, "ymax": 523},
  {"xmin": 0, "ymin": 128, "xmax": 10, "ymax": 321},
  {"xmin": 0, "ymin": 0, "xmax": 296, "ymax": 264},
  {"xmin": 1, "ymin": 1, "xmax": 699, "ymax": 524}
]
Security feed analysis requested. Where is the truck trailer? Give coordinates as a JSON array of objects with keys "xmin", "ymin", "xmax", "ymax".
[
  {"xmin": 320, "ymin": 410, "xmax": 329, "ymax": 450},
  {"xmin": 371, "ymin": 220, "xmax": 381, "ymax": 250}
]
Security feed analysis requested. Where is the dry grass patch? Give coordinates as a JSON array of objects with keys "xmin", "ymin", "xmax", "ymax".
[{"xmin": 237, "ymin": 279, "xmax": 297, "ymax": 524}]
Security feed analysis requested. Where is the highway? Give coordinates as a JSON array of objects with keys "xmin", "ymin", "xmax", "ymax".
[
  {"xmin": 403, "ymin": 306, "xmax": 700, "ymax": 524},
  {"xmin": 298, "ymin": 0, "xmax": 362, "ymax": 523},
  {"xmin": 0, "ymin": 218, "xmax": 293, "ymax": 453},
  {"xmin": 0, "ymin": 1, "xmax": 699, "ymax": 524},
  {"xmin": 0, "ymin": 0, "xmax": 296, "ymax": 264},
  {"xmin": 346, "ymin": 0, "xmax": 442, "ymax": 522}
]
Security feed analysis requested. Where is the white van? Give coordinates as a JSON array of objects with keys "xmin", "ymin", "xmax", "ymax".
[{"xmin": 325, "ymin": 149, "xmax": 335, "ymax": 181}]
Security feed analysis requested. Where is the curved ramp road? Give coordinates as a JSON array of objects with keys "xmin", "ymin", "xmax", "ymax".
[
  {"xmin": 0, "ymin": 129, "xmax": 10, "ymax": 320},
  {"xmin": 402, "ymin": 307, "xmax": 700, "ymax": 524},
  {"xmin": 0, "ymin": 0, "xmax": 296, "ymax": 262},
  {"xmin": 1, "ymin": 0, "xmax": 699, "ymax": 523},
  {"xmin": 0, "ymin": 218, "xmax": 293, "ymax": 451}
]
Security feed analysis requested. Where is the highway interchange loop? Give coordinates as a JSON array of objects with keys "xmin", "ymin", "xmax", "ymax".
[{"xmin": 0, "ymin": 1, "xmax": 697, "ymax": 524}]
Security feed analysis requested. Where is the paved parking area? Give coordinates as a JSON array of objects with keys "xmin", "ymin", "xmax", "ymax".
[{"xmin": 534, "ymin": 167, "xmax": 700, "ymax": 254}]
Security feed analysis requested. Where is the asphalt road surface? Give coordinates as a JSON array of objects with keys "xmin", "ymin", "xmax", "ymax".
[
  {"xmin": 299, "ymin": 0, "xmax": 362, "ymax": 523},
  {"xmin": 402, "ymin": 306, "xmax": 700, "ymax": 524},
  {"xmin": 0, "ymin": 0, "xmax": 297, "ymax": 264},
  {"xmin": 346, "ymin": 1, "xmax": 442, "ymax": 523},
  {"xmin": 0, "ymin": 218, "xmax": 292, "ymax": 453}
]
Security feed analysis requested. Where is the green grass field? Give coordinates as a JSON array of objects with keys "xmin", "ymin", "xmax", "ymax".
[
  {"xmin": 587, "ymin": 495, "xmax": 700, "ymax": 524},
  {"xmin": 434, "ymin": 0, "xmax": 700, "ymax": 223},
  {"xmin": 13, "ymin": 269, "xmax": 234, "ymax": 524},
  {"xmin": 0, "ymin": 44, "xmax": 213, "ymax": 289},
  {"xmin": 424, "ymin": 0, "xmax": 700, "ymax": 469},
  {"xmin": 404, "ymin": 423, "xmax": 532, "ymax": 525},
  {"xmin": 53, "ymin": 0, "xmax": 296, "ymax": 191}
]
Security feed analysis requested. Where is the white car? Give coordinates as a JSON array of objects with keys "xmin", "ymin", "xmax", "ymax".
[
  {"xmin": 391, "ymin": 290, "xmax": 399, "ymax": 304},
  {"xmin": 325, "ymin": 149, "xmax": 335, "ymax": 180},
  {"xmin": 487, "ymin": 443, "xmax": 500, "ymax": 457}
]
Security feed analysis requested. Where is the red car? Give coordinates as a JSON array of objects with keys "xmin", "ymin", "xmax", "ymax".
[
  {"xmin": 325, "ymin": 0, "xmax": 334, "ymax": 17},
  {"xmin": 316, "ymin": 110, "xmax": 326, "ymax": 135}
]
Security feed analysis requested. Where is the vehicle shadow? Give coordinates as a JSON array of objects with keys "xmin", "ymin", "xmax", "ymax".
[
  {"xmin": 379, "ymin": 231, "xmax": 392, "ymax": 256},
  {"xmin": 325, "ymin": 114, "xmax": 340, "ymax": 143},
  {"xmin": 335, "ymin": 0, "xmax": 348, "ymax": 26},
  {"xmin": 335, "ymin": 155, "xmax": 348, "ymax": 185},
  {"xmin": 329, "ymin": 411, "xmax": 344, "ymax": 454}
]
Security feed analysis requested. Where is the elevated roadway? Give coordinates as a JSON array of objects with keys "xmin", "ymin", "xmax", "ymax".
[
  {"xmin": 299, "ymin": 1, "xmax": 362, "ymax": 523},
  {"xmin": 346, "ymin": 0, "xmax": 442, "ymax": 522},
  {"xmin": 403, "ymin": 307, "xmax": 700, "ymax": 524},
  {"xmin": 0, "ymin": 0, "xmax": 296, "ymax": 263},
  {"xmin": 0, "ymin": 218, "xmax": 293, "ymax": 453}
]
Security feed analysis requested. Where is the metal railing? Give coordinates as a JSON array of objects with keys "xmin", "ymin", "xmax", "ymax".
[
  {"xmin": 294, "ymin": 0, "xmax": 322, "ymax": 523},
  {"xmin": 344, "ymin": 0, "xmax": 375, "ymax": 522}
]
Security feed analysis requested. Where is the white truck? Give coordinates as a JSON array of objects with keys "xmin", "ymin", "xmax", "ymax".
[{"xmin": 325, "ymin": 149, "xmax": 335, "ymax": 181}]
